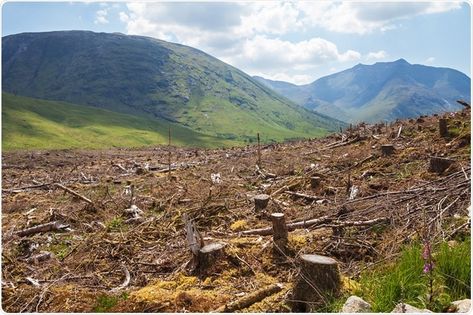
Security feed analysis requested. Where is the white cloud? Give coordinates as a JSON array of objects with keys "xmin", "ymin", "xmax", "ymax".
[
  {"xmin": 117, "ymin": 2, "xmax": 462, "ymax": 82},
  {"xmin": 296, "ymin": 1, "xmax": 462, "ymax": 34},
  {"xmin": 426, "ymin": 56, "xmax": 436, "ymax": 64},
  {"xmin": 367, "ymin": 50, "xmax": 388, "ymax": 60},
  {"xmin": 94, "ymin": 8, "xmax": 109, "ymax": 25}
]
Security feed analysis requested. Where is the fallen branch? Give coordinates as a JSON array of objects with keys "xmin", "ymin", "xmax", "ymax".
[
  {"xmin": 284, "ymin": 191, "xmax": 321, "ymax": 202},
  {"xmin": 55, "ymin": 183, "xmax": 94, "ymax": 205},
  {"xmin": 15, "ymin": 221, "xmax": 70, "ymax": 237},
  {"xmin": 241, "ymin": 215, "xmax": 331, "ymax": 236},
  {"xmin": 111, "ymin": 263, "xmax": 131, "ymax": 292},
  {"xmin": 213, "ymin": 283, "xmax": 283, "ymax": 312}
]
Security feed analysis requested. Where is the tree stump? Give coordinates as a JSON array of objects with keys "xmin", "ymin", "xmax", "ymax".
[
  {"xmin": 429, "ymin": 156, "xmax": 454, "ymax": 174},
  {"xmin": 254, "ymin": 194, "xmax": 270, "ymax": 211},
  {"xmin": 291, "ymin": 254, "xmax": 341, "ymax": 312},
  {"xmin": 439, "ymin": 118, "xmax": 449, "ymax": 137},
  {"xmin": 195, "ymin": 243, "xmax": 225, "ymax": 275},
  {"xmin": 381, "ymin": 144, "xmax": 394, "ymax": 156},
  {"xmin": 310, "ymin": 176, "xmax": 321, "ymax": 189},
  {"xmin": 271, "ymin": 213, "xmax": 288, "ymax": 257}
]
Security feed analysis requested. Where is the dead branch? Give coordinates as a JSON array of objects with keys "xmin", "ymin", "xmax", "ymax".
[
  {"xmin": 241, "ymin": 215, "xmax": 332, "ymax": 236},
  {"xmin": 111, "ymin": 263, "xmax": 130, "ymax": 292},
  {"xmin": 54, "ymin": 183, "xmax": 93, "ymax": 205},
  {"xmin": 214, "ymin": 283, "xmax": 283, "ymax": 312},
  {"xmin": 15, "ymin": 221, "xmax": 70, "ymax": 237},
  {"xmin": 284, "ymin": 191, "xmax": 321, "ymax": 202}
]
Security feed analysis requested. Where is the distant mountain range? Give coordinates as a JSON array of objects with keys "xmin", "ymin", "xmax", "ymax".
[
  {"xmin": 2, "ymin": 31, "xmax": 344, "ymax": 149},
  {"xmin": 254, "ymin": 59, "xmax": 471, "ymax": 123}
]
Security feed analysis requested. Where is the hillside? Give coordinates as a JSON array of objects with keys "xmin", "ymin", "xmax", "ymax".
[
  {"xmin": 2, "ymin": 93, "xmax": 234, "ymax": 150},
  {"xmin": 254, "ymin": 59, "xmax": 471, "ymax": 123},
  {"xmin": 2, "ymin": 31, "xmax": 344, "ymax": 143},
  {"xmin": 2, "ymin": 109, "xmax": 470, "ymax": 312}
]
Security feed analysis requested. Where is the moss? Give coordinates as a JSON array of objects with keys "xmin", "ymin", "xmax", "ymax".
[{"xmin": 230, "ymin": 220, "xmax": 248, "ymax": 231}]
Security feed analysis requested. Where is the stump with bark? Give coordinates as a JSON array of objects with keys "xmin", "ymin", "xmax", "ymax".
[
  {"xmin": 291, "ymin": 254, "xmax": 341, "ymax": 312},
  {"xmin": 381, "ymin": 144, "xmax": 394, "ymax": 156},
  {"xmin": 254, "ymin": 194, "xmax": 270, "ymax": 211},
  {"xmin": 439, "ymin": 118, "xmax": 449, "ymax": 137},
  {"xmin": 271, "ymin": 213, "xmax": 288, "ymax": 258},
  {"xmin": 195, "ymin": 243, "xmax": 225, "ymax": 276},
  {"xmin": 310, "ymin": 176, "xmax": 321, "ymax": 189},
  {"xmin": 429, "ymin": 156, "xmax": 454, "ymax": 174}
]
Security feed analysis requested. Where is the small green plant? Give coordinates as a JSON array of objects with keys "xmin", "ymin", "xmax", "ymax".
[
  {"xmin": 107, "ymin": 217, "xmax": 124, "ymax": 231},
  {"xmin": 93, "ymin": 295, "xmax": 119, "ymax": 312}
]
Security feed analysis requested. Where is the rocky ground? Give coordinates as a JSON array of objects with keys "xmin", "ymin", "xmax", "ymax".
[{"xmin": 1, "ymin": 109, "xmax": 470, "ymax": 312}]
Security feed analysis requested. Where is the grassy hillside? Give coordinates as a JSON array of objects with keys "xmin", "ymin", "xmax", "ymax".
[
  {"xmin": 2, "ymin": 93, "xmax": 238, "ymax": 150},
  {"xmin": 2, "ymin": 31, "xmax": 344, "ymax": 142}
]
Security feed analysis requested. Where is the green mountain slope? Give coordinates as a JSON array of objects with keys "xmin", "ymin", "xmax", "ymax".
[
  {"xmin": 254, "ymin": 59, "xmax": 471, "ymax": 123},
  {"xmin": 2, "ymin": 31, "xmax": 344, "ymax": 143},
  {"xmin": 2, "ymin": 93, "xmax": 236, "ymax": 150}
]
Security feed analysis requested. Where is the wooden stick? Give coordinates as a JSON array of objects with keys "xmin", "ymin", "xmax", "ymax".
[
  {"xmin": 214, "ymin": 283, "xmax": 283, "ymax": 312},
  {"xmin": 168, "ymin": 126, "xmax": 172, "ymax": 180},
  {"xmin": 16, "ymin": 221, "xmax": 69, "ymax": 237},
  {"xmin": 55, "ymin": 183, "xmax": 93, "ymax": 205},
  {"xmin": 257, "ymin": 132, "xmax": 261, "ymax": 168},
  {"xmin": 284, "ymin": 191, "xmax": 321, "ymax": 201}
]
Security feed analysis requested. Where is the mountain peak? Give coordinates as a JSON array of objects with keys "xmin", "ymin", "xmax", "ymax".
[{"xmin": 394, "ymin": 58, "xmax": 410, "ymax": 65}]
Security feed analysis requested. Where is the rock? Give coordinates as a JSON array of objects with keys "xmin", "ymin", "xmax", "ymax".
[
  {"xmin": 451, "ymin": 299, "xmax": 471, "ymax": 313},
  {"xmin": 341, "ymin": 295, "xmax": 371, "ymax": 313},
  {"xmin": 391, "ymin": 303, "xmax": 432, "ymax": 313}
]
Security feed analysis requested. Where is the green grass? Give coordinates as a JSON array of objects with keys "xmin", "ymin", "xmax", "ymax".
[
  {"xmin": 93, "ymin": 293, "xmax": 128, "ymax": 312},
  {"xmin": 353, "ymin": 239, "xmax": 471, "ymax": 312},
  {"xmin": 2, "ymin": 93, "xmax": 237, "ymax": 150}
]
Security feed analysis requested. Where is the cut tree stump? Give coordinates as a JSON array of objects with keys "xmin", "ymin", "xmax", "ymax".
[
  {"xmin": 254, "ymin": 194, "xmax": 270, "ymax": 211},
  {"xmin": 381, "ymin": 144, "xmax": 394, "ymax": 156},
  {"xmin": 310, "ymin": 176, "xmax": 321, "ymax": 189},
  {"xmin": 291, "ymin": 254, "xmax": 341, "ymax": 312},
  {"xmin": 439, "ymin": 118, "xmax": 449, "ymax": 137},
  {"xmin": 271, "ymin": 213, "xmax": 288, "ymax": 257},
  {"xmin": 429, "ymin": 156, "xmax": 454, "ymax": 174},
  {"xmin": 195, "ymin": 243, "xmax": 225, "ymax": 275}
]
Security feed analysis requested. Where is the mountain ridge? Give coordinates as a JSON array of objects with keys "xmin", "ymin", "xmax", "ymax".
[
  {"xmin": 254, "ymin": 59, "xmax": 470, "ymax": 123},
  {"xmin": 2, "ymin": 30, "xmax": 344, "ymax": 145}
]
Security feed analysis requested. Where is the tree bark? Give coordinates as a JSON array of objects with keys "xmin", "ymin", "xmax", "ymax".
[
  {"xmin": 381, "ymin": 144, "xmax": 394, "ymax": 156},
  {"xmin": 439, "ymin": 118, "xmax": 449, "ymax": 137},
  {"xmin": 254, "ymin": 194, "xmax": 270, "ymax": 211},
  {"xmin": 291, "ymin": 254, "xmax": 341, "ymax": 312},
  {"xmin": 271, "ymin": 213, "xmax": 288, "ymax": 257},
  {"xmin": 429, "ymin": 156, "xmax": 454, "ymax": 174}
]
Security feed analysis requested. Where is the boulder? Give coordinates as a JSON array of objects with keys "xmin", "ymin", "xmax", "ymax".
[
  {"xmin": 341, "ymin": 295, "xmax": 372, "ymax": 313},
  {"xmin": 451, "ymin": 299, "xmax": 471, "ymax": 313},
  {"xmin": 391, "ymin": 303, "xmax": 432, "ymax": 313}
]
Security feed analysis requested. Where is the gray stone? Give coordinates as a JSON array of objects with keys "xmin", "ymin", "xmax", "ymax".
[
  {"xmin": 451, "ymin": 299, "xmax": 471, "ymax": 313},
  {"xmin": 341, "ymin": 295, "xmax": 372, "ymax": 313},
  {"xmin": 391, "ymin": 303, "xmax": 432, "ymax": 313}
]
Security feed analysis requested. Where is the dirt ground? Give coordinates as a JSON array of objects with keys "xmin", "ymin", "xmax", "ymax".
[{"xmin": 1, "ymin": 110, "xmax": 470, "ymax": 312}]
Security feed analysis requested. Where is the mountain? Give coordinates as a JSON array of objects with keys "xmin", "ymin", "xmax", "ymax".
[
  {"xmin": 254, "ymin": 59, "xmax": 471, "ymax": 123},
  {"xmin": 2, "ymin": 93, "xmax": 234, "ymax": 150},
  {"xmin": 2, "ymin": 31, "xmax": 344, "ymax": 146}
]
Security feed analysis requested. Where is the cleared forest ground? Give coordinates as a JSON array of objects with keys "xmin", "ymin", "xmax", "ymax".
[{"xmin": 2, "ymin": 109, "xmax": 470, "ymax": 312}]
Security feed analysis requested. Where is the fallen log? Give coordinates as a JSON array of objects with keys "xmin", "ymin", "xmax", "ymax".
[
  {"xmin": 16, "ymin": 221, "xmax": 70, "ymax": 237},
  {"xmin": 55, "ymin": 183, "xmax": 93, "ymax": 205},
  {"xmin": 240, "ymin": 216, "xmax": 388, "ymax": 236},
  {"xmin": 214, "ymin": 283, "xmax": 283, "ymax": 312},
  {"xmin": 241, "ymin": 215, "xmax": 331, "ymax": 236},
  {"xmin": 25, "ymin": 252, "xmax": 53, "ymax": 264}
]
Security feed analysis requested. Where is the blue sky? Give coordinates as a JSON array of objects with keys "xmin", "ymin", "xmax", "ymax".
[{"xmin": 2, "ymin": 1, "xmax": 471, "ymax": 84}]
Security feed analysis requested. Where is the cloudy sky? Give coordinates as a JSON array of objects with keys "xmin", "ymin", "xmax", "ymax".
[{"xmin": 3, "ymin": 1, "xmax": 471, "ymax": 84}]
